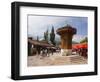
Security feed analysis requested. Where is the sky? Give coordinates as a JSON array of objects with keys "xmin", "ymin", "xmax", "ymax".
[{"xmin": 28, "ymin": 15, "xmax": 88, "ymax": 42}]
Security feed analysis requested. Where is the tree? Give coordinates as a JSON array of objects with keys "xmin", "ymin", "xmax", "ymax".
[
  {"xmin": 44, "ymin": 29, "xmax": 48, "ymax": 42},
  {"xmin": 80, "ymin": 37, "xmax": 88, "ymax": 43},
  {"xmin": 44, "ymin": 32, "xmax": 46, "ymax": 40},
  {"xmin": 50, "ymin": 26, "xmax": 55, "ymax": 45},
  {"xmin": 37, "ymin": 36, "xmax": 39, "ymax": 41}
]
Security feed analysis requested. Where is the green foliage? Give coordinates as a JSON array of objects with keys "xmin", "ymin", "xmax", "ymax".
[
  {"xmin": 80, "ymin": 37, "xmax": 88, "ymax": 43},
  {"xmin": 37, "ymin": 36, "xmax": 39, "ymax": 41},
  {"xmin": 50, "ymin": 26, "xmax": 55, "ymax": 45},
  {"xmin": 44, "ymin": 32, "xmax": 46, "ymax": 40},
  {"xmin": 44, "ymin": 29, "xmax": 48, "ymax": 42}
]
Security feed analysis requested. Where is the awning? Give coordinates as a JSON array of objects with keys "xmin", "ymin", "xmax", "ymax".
[{"xmin": 72, "ymin": 43, "xmax": 87, "ymax": 49}]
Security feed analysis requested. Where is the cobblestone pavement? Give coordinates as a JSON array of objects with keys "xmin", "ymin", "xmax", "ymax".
[{"xmin": 27, "ymin": 53, "xmax": 87, "ymax": 67}]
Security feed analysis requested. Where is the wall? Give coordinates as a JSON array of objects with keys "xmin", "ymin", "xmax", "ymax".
[{"xmin": 0, "ymin": 0, "xmax": 99, "ymax": 82}]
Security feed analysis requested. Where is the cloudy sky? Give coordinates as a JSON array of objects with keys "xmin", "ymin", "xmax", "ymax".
[{"xmin": 27, "ymin": 15, "xmax": 87, "ymax": 42}]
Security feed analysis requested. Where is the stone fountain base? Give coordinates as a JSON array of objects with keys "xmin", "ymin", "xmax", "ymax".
[{"xmin": 61, "ymin": 49, "xmax": 72, "ymax": 56}]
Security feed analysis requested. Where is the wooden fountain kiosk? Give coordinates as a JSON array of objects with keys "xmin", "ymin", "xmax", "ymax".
[{"xmin": 56, "ymin": 25, "xmax": 76, "ymax": 56}]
